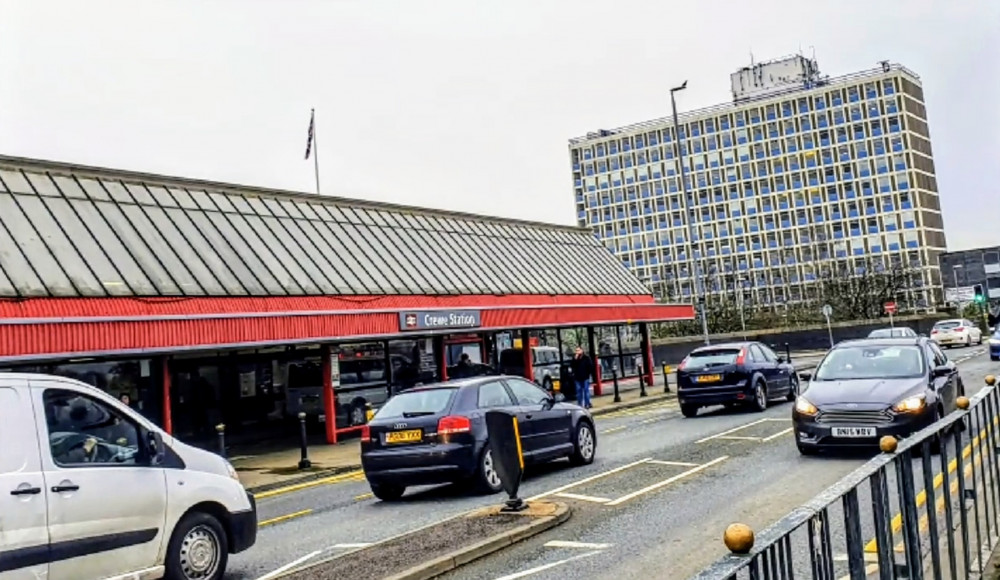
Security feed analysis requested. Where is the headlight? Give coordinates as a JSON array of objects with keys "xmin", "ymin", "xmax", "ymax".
[
  {"xmin": 795, "ymin": 397, "xmax": 818, "ymax": 416},
  {"xmin": 225, "ymin": 461, "xmax": 240, "ymax": 482},
  {"xmin": 893, "ymin": 395, "xmax": 926, "ymax": 413}
]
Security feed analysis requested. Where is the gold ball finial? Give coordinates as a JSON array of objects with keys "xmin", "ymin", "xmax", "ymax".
[
  {"xmin": 879, "ymin": 435, "xmax": 898, "ymax": 453},
  {"xmin": 723, "ymin": 523, "xmax": 755, "ymax": 554},
  {"xmin": 986, "ymin": 375, "xmax": 996, "ymax": 387},
  {"xmin": 956, "ymin": 396, "xmax": 971, "ymax": 410}
]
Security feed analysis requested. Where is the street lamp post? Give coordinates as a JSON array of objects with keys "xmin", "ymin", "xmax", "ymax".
[
  {"xmin": 671, "ymin": 81, "xmax": 710, "ymax": 345},
  {"xmin": 737, "ymin": 277, "xmax": 748, "ymax": 340},
  {"xmin": 952, "ymin": 264, "xmax": 963, "ymax": 307}
]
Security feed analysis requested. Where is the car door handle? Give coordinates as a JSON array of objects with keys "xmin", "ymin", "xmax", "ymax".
[
  {"xmin": 51, "ymin": 484, "xmax": 80, "ymax": 493},
  {"xmin": 10, "ymin": 487, "xmax": 42, "ymax": 496}
]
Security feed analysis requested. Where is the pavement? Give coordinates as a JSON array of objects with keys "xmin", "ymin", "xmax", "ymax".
[
  {"xmin": 220, "ymin": 345, "xmax": 996, "ymax": 580},
  {"xmin": 234, "ymin": 350, "xmax": 829, "ymax": 493}
]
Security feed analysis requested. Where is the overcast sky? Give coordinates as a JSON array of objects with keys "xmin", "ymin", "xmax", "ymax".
[{"xmin": 1, "ymin": 0, "xmax": 997, "ymax": 251}]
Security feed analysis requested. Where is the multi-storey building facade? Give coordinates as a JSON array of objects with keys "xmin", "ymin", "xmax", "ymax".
[
  {"xmin": 569, "ymin": 57, "xmax": 946, "ymax": 312},
  {"xmin": 940, "ymin": 246, "xmax": 1000, "ymax": 307}
]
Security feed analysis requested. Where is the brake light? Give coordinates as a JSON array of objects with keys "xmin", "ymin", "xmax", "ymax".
[
  {"xmin": 735, "ymin": 348, "xmax": 747, "ymax": 365},
  {"xmin": 438, "ymin": 415, "xmax": 471, "ymax": 435},
  {"xmin": 360, "ymin": 425, "xmax": 371, "ymax": 443},
  {"xmin": 677, "ymin": 357, "xmax": 688, "ymax": 370},
  {"xmin": 954, "ymin": 327, "xmax": 965, "ymax": 332},
  {"xmin": 931, "ymin": 329, "xmax": 938, "ymax": 334}
]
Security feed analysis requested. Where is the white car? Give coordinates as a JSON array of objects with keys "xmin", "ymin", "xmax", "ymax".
[
  {"xmin": 930, "ymin": 318, "xmax": 983, "ymax": 348},
  {"xmin": 0, "ymin": 373, "xmax": 256, "ymax": 580}
]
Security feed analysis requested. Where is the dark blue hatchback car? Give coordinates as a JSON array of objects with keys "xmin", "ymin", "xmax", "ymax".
[
  {"xmin": 990, "ymin": 329, "xmax": 1000, "ymax": 361},
  {"xmin": 360, "ymin": 376, "xmax": 596, "ymax": 501},
  {"xmin": 676, "ymin": 341, "xmax": 799, "ymax": 417}
]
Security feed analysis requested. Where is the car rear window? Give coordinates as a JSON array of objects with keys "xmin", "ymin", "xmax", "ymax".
[
  {"xmin": 375, "ymin": 389, "xmax": 456, "ymax": 419},
  {"xmin": 934, "ymin": 321, "xmax": 961, "ymax": 330},
  {"xmin": 814, "ymin": 345, "xmax": 924, "ymax": 380},
  {"xmin": 684, "ymin": 348, "xmax": 741, "ymax": 370}
]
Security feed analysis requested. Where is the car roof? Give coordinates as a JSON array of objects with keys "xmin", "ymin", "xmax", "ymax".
[
  {"xmin": 400, "ymin": 374, "xmax": 529, "ymax": 392},
  {"xmin": 690, "ymin": 342, "xmax": 752, "ymax": 353},
  {"xmin": 837, "ymin": 337, "xmax": 925, "ymax": 348}
]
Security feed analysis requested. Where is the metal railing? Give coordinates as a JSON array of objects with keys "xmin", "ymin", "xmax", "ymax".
[{"xmin": 692, "ymin": 374, "xmax": 1000, "ymax": 580}]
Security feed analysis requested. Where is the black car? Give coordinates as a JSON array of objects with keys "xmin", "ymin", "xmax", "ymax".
[
  {"xmin": 360, "ymin": 375, "xmax": 596, "ymax": 501},
  {"xmin": 676, "ymin": 342, "xmax": 799, "ymax": 418},
  {"xmin": 792, "ymin": 337, "xmax": 964, "ymax": 455}
]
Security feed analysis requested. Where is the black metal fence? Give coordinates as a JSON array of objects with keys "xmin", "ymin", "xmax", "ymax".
[{"xmin": 692, "ymin": 375, "xmax": 1000, "ymax": 580}]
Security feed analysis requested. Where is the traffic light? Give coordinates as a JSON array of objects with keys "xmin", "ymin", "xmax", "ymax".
[{"xmin": 973, "ymin": 284, "xmax": 985, "ymax": 304}]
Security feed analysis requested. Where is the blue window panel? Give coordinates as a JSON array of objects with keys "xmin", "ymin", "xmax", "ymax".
[
  {"xmin": 808, "ymin": 178, "xmax": 819, "ymax": 186},
  {"xmin": 868, "ymin": 226, "xmax": 879, "ymax": 234},
  {"xmin": 866, "ymin": 207, "xmax": 877, "ymax": 215},
  {"xmin": 622, "ymin": 143, "xmax": 631, "ymax": 151},
  {"xmin": 788, "ymin": 144, "xmax": 798, "ymax": 152},
  {"xmin": 763, "ymin": 205, "xmax": 773, "ymax": 213},
  {"xmin": 777, "ymin": 183, "xmax": 787, "ymax": 192},
  {"xmin": 737, "ymin": 137, "xmax": 748, "ymax": 145},
  {"xmin": 880, "ymin": 185, "xmax": 891, "ymax": 193},
  {"xmin": 834, "ymin": 116, "xmax": 844, "ymax": 125},
  {"xmin": 739, "ymin": 262, "xmax": 749, "ymax": 271},
  {"xmin": 735, "ymin": 227, "xmax": 744, "ymax": 235},
  {"xmin": 888, "ymin": 243, "xmax": 900, "ymax": 251},
  {"xmin": 779, "ymin": 202, "xmax": 789, "ymax": 210},
  {"xmin": 761, "ymin": 186, "xmax": 771, "ymax": 194},
  {"xmin": 798, "ymin": 217, "xmax": 808, "ymax": 225},
  {"xmin": 631, "ymin": 227, "xmax": 640, "ymax": 234},
  {"xmin": 832, "ymin": 212, "xmax": 844, "ymax": 221},
  {"xmin": 882, "ymin": 203, "xmax": 894, "ymax": 212},
  {"xmin": 820, "ymin": 138, "xmax": 830, "ymax": 147},
  {"xmin": 588, "ymin": 185, "xmax": 596, "ymax": 192},
  {"xmin": 813, "ymin": 196, "xmax": 823, "ymax": 205},
  {"xmin": 843, "ymin": 171, "xmax": 853, "ymax": 180},
  {"xmin": 877, "ymin": 165, "xmax": 888, "ymax": 175},
  {"xmin": 737, "ymin": 244, "xmax": 747, "ymax": 253},
  {"xmin": 612, "ymin": 180, "xmax": 622, "ymax": 187},
  {"xmin": 792, "ymin": 181, "xmax": 803, "ymax": 189},
  {"xmin": 752, "ymin": 242, "xmax": 762, "ymax": 251},
  {"xmin": 899, "ymin": 181, "xmax": 909, "ymax": 190},
  {"xmin": 826, "ymin": 174, "xmax": 837, "ymax": 183},
  {"xmin": 822, "ymin": 156, "xmax": 833, "ymax": 166},
  {"xmin": 886, "ymin": 223, "xmax": 897, "ymax": 231},
  {"xmin": 834, "ymin": 231, "xmax": 844, "ymax": 239},
  {"xmin": 837, "ymin": 134, "xmax": 848, "ymax": 143},
  {"xmin": 781, "ymin": 220, "xmax": 791, "ymax": 228},
  {"xmin": 818, "ymin": 118, "xmax": 829, "ymax": 128},
  {"xmin": 747, "ymin": 208, "xmax": 757, "ymax": 217},
  {"xmin": 892, "ymin": 143, "xmax": 903, "ymax": 153},
  {"xmin": 890, "ymin": 124, "xmax": 901, "ymax": 133},
  {"xmin": 635, "ymin": 138, "xmax": 645, "ymax": 148},
  {"xmin": 850, "ymin": 228, "xmax": 861, "ymax": 237},
  {"xmin": 675, "ymin": 237, "xmax": 685, "ymax": 244},
  {"xmin": 906, "ymin": 240, "xmax": 918, "ymax": 248},
  {"xmin": 682, "ymin": 288, "xmax": 691, "ymax": 296},
  {"xmin": 671, "ymin": 201, "xmax": 680, "ymax": 209},
  {"xmin": 575, "ymin": 179, "xmax": 583, "ymax": 186},
  {"xmin": 904, "ymin": 220, "xmax": 915, "ymax": 228},
  {"xmin": 652, "ymin": 172, "xmax": 662, "ymax": 179},
  {"xmin": 768, "ymin": 239, "xmax": 778, "ymax": 248},
  {"xmin": 836, "ymin": 250, "xmax": 847, "ymax": 257},
  {"xmin": 807, "ymin": 160, "xmax": 817, "ymax": 169},
  {"xmin": 577, "ymin": 211, "xmax": 586, "ymax": 219},
  {"xmin": 851, "ymin": 246, "xmax": 864, "ymax": 255},
  {"xmin": 625, "ymin": 160, "xmax": 633, "ymax": 168},
  {"xmin": 759, "ymin": 168, "xmax": 769, "ymax": 177},
  {"xmin": 572, "ymin": 162, "xmax": 580, "ymax": 170},
  {"xmin": 846, "ymin": 191, "xmax": 856, "ymax": 199}
]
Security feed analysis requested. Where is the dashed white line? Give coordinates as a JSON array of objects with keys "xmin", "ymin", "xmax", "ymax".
[
  {"xmin": 255, "ymin": 550, "xmax": 322, "ymax": 580},
  {"xmin": 606, "ymin": 456, "xmax": 729, "ymax": 506},
  {"xmin": 329, "ymin": 542, "xmax": 373, "ymax": 549},
  {"xmin": 554, "ymin": 492, "xmax": 611, "ymax": 503},
  {"xmin": 647, "ymin": 459, "xmax": 699, "ymax": 467},
  {"xmin": 493, "ymin": 550, "xmax": 603, "ymax": 580},
  {"xmin": 544, "ymin": 540, "xmax": 613, "ymax": 549},
  {"xmin": 696, "ymin": 418, "xmax": 772, "ymax": 443},
  {"xmin": 761, "ymin": 427, "xmax": 794, "ymax": 442}
]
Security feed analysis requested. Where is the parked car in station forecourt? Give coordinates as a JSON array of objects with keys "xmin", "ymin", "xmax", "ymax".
[
  {"xmin": 930, "ymin": 318, "xmax": 983, "ymax": 348},
  {"xmin": 359, "ymin": 375, "xmax": 596, "ymax": 501},
  {"xmin": 791, "ymin": 336, "xmax": 964, "ymax": 455},
  {"xmin": 674, "ymin": 341, "xmax": 799, "ymax": 418}
]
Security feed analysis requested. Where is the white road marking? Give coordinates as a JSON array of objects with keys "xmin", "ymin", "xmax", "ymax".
[
  {"xmin": 606, "ymin": 456, "xmax": 729, "ymax": 506},
  {"xmin": 554, "ymin": 492, "xmax": 611, "ymax": 503},
  {"xmin": 646, "ymin": 459, "xmax": 699, "ymax": 467},
  {"xmin": 761, "ymin": 427, "xmax": 794, "ymax": 442},
  {"xmin": 528, "ymin": 457, "xmax": 651, "ymax": 501},
  {"xmin": 543, "ymin": 540, "xmax": 613, "ymax": 549},
  {"xmin": 696, "ymin": 418, "xmax": 772, "ymax": 443},
  {"xmin": 601, "ymin": 426, "xmax": 628, "ymax": 434},
  {"xmin": 493, "ymin": 550, "xmax": 603, "ymax": 580},
  {"xmin": 329, "ymin": 542, "xmax": 374, "ymax": 549},
  {"xmin": 714, "ymin": 435, "xmax": 762, "ymax": 441},
  {"xmin": 255, "ymin": 550, "xmax": 322, "ymax": 580}
]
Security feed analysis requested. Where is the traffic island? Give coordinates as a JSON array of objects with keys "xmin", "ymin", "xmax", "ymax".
[{"xmin": 281, "ymin": 501, "xmax": 570, "ymax": 580}]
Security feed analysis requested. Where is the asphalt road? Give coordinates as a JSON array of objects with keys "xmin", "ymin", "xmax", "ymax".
[{"xmin": 225, "ymin": 346, "xmax": 997, "ymax": 580}]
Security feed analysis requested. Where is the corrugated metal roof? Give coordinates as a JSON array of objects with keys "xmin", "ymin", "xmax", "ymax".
[{"xmin": 0, "ymin": 157, "xmax": 650, "ymax": 298}]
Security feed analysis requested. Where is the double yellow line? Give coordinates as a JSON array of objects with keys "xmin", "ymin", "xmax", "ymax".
[
  {"xmin": 253, "ymin": 469, "xmax": 365, "ymax": 500},
  {"xmin": 864, "ymin": 416, "xmax": 999, "ymax": 554}
]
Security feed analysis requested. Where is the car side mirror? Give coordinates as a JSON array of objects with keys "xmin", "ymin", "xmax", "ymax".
[
  {"xmin": 146, "ymin": 430, "xmax": 165, "ymax": 465},
  {"xmin": 932, "ymin": 365, "xmax": 951, "ymax": 379},
  {"xmin": 799, "ymin": 372, "xmax": 812, "ymax": 382},
  {"xmin": 776, "ymin": 356, "xmax": 785, "ymax": 364},
  {"xmin": 553, "ymin": 392, "xmax": 566, "ymax": 403}
]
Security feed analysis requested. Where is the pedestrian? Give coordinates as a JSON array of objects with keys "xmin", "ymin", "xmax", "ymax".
[
  {"xmin": 453, "ymin": 353, "xmax": 475, "ymax": 379},
  {"xmin": 569, "ymin": 347, "xmax": 593, "ymax": 409}
]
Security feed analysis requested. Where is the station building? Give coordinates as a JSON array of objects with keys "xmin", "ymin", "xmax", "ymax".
[{"xmin": 0, "ymin": 156, "xmax": 693, "ymax": 447}]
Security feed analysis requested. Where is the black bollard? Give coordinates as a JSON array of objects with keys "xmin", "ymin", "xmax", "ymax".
[
  {"xmin": 662, "ymin": 362, "xmax": 671, "ymax": 393},
  {"xmin": 784, "ymin": 343, "xmax": 791, "ymax": 363},
  {"xmin": 297, "ymin": 412, "xmax": 311, "ymax": 470},
  {"xmin": 612, "ymin": 368, "xmax": 621, "ymax": 403},
  {"xmin": 639, "ymin": 363, "xmax": 647, "ymax": 397},
  {"xmin": 216, "ymin": 423, "xmax": 226, "ymax": 459}
]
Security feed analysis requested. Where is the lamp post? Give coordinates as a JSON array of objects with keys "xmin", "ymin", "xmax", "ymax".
[
  {"xmin": 737, "ymin": 277, "xmax": 748, "ymax": 339},
  {"xmin": 952, "ymin": 264, "xmax": 963, "ymax": 307},
  {"xmin": 671, "ymin": 81, "xmax": 710, "ymax": 345}
]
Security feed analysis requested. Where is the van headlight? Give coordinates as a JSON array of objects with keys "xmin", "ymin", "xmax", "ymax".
[
  {"xmin": 795, "ymin": 397, "xmax": 818, "ymax": 416},
  {"xmin": 225, "ymin": 461, "xmax": 240, "ymax": 482},
  {"xmin": 893, "ymin": 395, "xmax": 926, "ymax": 413}
]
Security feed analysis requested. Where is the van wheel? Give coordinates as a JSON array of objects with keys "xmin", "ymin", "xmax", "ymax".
[
  {"xmin": 370, "ymin": 482, "xmax": 405, "ymax": 501},
  {"xmin": 165, "ymin": 512, "xmax": 228, "ymax": 580}
]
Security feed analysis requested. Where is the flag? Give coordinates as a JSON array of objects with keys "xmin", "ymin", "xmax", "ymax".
[{"xmin": 304, "ymin": 109, "xmax": 315, "ymax": 160}]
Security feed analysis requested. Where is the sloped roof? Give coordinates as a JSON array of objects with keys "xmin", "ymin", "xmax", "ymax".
[{"xmin": 0, "ymin": 156, "xmax": 651, "ymax": 298}]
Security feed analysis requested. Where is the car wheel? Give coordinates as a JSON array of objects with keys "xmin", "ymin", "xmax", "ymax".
[
  {"xmin": 977, "ymin": 334, "xmax": 983, "ymax": 345},
  {"xmin": 786, "ymin": 375, "xmax": 799, "ymax": 402},
  {"xmin": 350, "ymin": 401, "xmax": 368, "ymax": 426},
  {"xmin": 681, "ymin": 404, "xmax": 699, "ymax": 418},
  {"xmin": 165, "ymin": 512, "xmax": 228, "ymax": 580},
  {"xmin": 569, "ymin": 421, "xmax": 596, "ymax": 466},
  {"xmin": 370, "ymin": 482, "xmax": 406, "ymax": 501},
  {"xmin": 475, "ymin": 447, "xmax": 503, "ymax": 494},
  {"xmin": 966, "ymin": 336, "xmax": 972, "ymax": 347},
  {"xmin": 751, "ymin": 381, "xmax": 768, "ymax": 412}
]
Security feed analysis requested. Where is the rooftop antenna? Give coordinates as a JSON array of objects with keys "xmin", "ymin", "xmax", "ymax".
[{"xmin": 749, "ymin": 49, "xmax": 754, "ymax": 66}]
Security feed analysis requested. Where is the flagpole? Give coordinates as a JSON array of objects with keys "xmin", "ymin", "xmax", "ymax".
[{"xmin": 312, "ymin": 109, "xmax": 321, "ymax": 194}]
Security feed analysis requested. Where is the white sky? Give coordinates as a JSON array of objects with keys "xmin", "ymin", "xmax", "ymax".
[{"xmin": 1, "ymin": 0, "xmax": 997, "ymax": 250}]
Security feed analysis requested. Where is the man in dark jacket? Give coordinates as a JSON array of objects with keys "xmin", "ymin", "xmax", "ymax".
[{"xmin": 569, "ymin": 347, "xmax": 594, "ymax": 409}]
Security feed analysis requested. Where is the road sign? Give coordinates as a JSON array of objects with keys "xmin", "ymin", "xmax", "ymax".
[
  {"xmin": 821, "ymin": 304, "xmax": 833, "ymax": 318},
  {"xmin": 884, "ymin": 302, "xmax": 897, "ymax": 315}
]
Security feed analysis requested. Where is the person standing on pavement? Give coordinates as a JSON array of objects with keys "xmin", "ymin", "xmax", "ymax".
[{"xmin": 570, "ymin": 346, "xmax": 593, "ymax": 409}]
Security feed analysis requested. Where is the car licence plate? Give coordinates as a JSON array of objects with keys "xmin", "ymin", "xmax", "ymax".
[
  {"xmin": 832, "ymin": 427, "xmax": 876, "ymax": 438},
  {"xmin": 696, "ymin": 374, "xmax": 722, "ymax": 383},
  {"xmin": 385, "ymin": 429, "xmax": 423, "ymax": 444}
]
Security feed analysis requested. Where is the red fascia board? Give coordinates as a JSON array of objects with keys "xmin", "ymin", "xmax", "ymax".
[{"xmin": 0, "ymin": 296, "xmax": 693, "ymax": 359}]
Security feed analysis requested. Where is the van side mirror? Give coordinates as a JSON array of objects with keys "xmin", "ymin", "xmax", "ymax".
[
  {"xmin": 146, "ymin": 431, "xmax": 165, "ymax": 465},
  {"xmin": 799, "ymin": 372, "xmax": 812, "ymax": 382}
]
